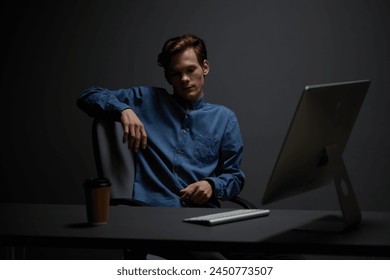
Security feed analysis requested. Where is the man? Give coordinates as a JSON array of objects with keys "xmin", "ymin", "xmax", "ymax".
[{"xmin": 77, "ymin": 34, "xmax": 245, "ymax": 208}]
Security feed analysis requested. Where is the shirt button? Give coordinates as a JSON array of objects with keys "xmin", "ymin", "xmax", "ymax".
[
  {"xmin": 177, "ymin": 149, "xmax": 183, "ymax": 154},
  {"xmin": 182, "ymin": 128, "xmax": 187, "ymax": 134}
]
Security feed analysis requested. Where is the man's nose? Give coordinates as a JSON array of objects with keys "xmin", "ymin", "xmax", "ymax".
[{"xmin": 181, "ymin": 74, "xmax": 190, "ymax": 82}]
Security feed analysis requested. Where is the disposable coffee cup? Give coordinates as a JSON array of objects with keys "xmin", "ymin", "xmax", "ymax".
[{"xmin": 84, "ymin": 177, "xmax": 111, "ymax": 225}]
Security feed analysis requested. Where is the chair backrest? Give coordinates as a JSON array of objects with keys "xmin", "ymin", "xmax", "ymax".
[{"xmin": 92, "ymin": 118, "xmax": 135, "ymax": 199}]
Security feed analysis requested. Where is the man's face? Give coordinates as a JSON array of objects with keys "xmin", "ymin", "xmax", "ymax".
[{"xmin": 166, "ymin": 48, "xmax": 209, "ymax": 102}]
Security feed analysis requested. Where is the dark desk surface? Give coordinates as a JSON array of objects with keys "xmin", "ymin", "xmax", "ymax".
[{"xmin": 1, "ymin": 203, "xmax": 389, "ymax": 257}]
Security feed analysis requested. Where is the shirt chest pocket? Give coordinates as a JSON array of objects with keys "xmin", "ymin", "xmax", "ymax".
[{"xmin": 193, "ymin": 134, "xmax": 220, "ymax": 164}]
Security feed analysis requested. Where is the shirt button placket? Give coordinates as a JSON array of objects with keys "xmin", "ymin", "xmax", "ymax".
[{"xmin": 174, "ymin": 110, "xmax": 192, "ymax": 177}]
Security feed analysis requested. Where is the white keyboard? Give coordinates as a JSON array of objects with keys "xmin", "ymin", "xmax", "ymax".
[{"xmin": 183, "ymin": 209, "xmax": 270, "ymax": 226}]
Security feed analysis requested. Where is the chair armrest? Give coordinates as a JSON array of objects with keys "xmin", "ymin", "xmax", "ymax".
[
  {"xmin": 110, "ymin": 198, "xmax": 150, "ymax": 207},
  {"xmin": 228, "ymin": 196, "xmax": 258, "ymax": 209}
]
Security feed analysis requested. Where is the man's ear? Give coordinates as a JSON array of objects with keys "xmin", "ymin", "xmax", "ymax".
[{"xmin": 202, "ymin": 60, "xmax": 210, "ymax": 76}]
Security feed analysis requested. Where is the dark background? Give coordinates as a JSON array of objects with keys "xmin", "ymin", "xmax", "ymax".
[{"xmin": 1, "ymin": 0, "xmax": 389, "ymax": 213}]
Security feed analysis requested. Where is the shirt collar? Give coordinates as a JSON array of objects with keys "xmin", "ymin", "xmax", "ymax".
[{"xmin": 173, "ymin": 92, "xmax": 205, "ymax": 110}]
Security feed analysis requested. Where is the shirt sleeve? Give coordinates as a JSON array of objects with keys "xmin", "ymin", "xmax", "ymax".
[
  {"xmin": 204, "ymin": 112, "xmax": 246, "ymax": 201},
  {"xmin": 76, "ymin": 87, "xmax": 141, "ymax": 120}
]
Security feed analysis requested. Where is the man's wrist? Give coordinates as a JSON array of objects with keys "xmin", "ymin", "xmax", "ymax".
[{"xmin": 202, "ymin": 178, "xmax": 216, "ymax": 196}]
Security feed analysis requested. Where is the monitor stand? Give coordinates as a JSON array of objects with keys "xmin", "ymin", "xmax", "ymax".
[{"xmin": 296, "ymin": 144, "xmax": 362, "ymax": 232}]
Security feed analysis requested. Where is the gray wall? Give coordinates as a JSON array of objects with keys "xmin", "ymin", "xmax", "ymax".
[{"xmin": 1, "ymin": 0, "xmax": 389, "ymax": 211}]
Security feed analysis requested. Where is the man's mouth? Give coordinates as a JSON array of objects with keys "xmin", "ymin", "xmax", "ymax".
[{"xmin": 182, "ymin": 86, "xmax": 194, "ymax": 92}]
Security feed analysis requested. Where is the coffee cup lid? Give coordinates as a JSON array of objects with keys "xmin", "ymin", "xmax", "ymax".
[{"xmin": 84, "ymin": 177, "xmax": 111, "ymax": 188}]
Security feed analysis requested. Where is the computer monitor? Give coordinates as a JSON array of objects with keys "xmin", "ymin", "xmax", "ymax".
[{"xmin": 262, "ymin": 79, "xmax": 371, "ymax": 231}]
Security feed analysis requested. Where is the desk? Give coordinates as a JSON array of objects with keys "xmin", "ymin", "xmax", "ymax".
[{"xmin": 1, "ymin": 203, "xmax": 389, "ymax": 258}]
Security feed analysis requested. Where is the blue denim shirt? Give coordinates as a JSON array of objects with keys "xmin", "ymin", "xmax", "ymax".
[{"xmin": 77, "ymin": 86, "xmax": 245, "ymax": 207}]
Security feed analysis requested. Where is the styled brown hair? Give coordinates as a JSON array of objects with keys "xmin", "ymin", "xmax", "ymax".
[{"xmin": 157, "ymin": 34, "xmax": 208, "ymax": 71}]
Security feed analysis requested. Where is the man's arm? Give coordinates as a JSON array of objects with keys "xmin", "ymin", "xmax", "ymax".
[
  {"xmin": 77, "ymin": 87, "xmax": 147, "ymax": 152},
  {"xmin": 203, "ymin": 113, "xmax": 245, "ymax": 202},
  {"xmin": 180, "ymin": 113, "xmax": 245, "ymax": 206}
]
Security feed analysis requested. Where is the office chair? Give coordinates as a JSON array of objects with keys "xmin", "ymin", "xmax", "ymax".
[{"xmin": 91, "ymin": 117, "xmax": 257, "ymax": 259}]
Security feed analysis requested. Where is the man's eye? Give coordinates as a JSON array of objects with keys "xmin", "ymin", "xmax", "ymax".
[{"xmin": 169, "ymin": 72, "xmax": 179, "ymax": 77}]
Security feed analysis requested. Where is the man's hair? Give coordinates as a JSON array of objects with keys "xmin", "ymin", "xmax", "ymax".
[{"xmin": 157, "ymin": 34, "xmax": 208, "ymax": 71}]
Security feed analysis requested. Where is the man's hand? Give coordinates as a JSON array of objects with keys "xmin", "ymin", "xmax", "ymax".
[
  {"xmin": 180, "ymin": 180, "xmax": 213, "ymax": 205},
  {"xmin": 120, "ymin": 108, "xmax": 147, "ymax": 152}
]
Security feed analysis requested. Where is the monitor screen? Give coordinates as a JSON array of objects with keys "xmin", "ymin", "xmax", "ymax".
[{"xmin": 262, "ymin": 79, "xmax": 371, "ymax": 230}]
